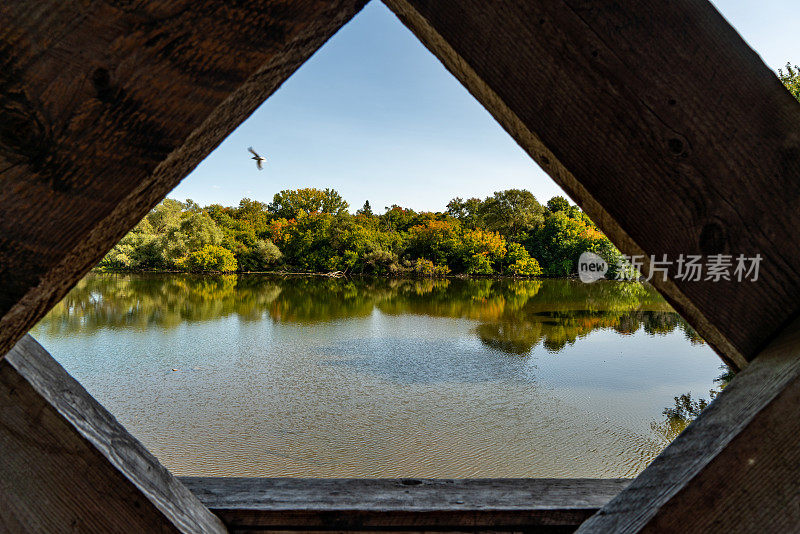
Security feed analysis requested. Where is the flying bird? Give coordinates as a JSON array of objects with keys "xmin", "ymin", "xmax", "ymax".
[{"xmin": 248, "ymin": 147, "xmax": 267, "ymax": 170}]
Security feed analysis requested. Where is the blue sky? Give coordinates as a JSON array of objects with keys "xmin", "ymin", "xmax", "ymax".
[{"xmin": 169, "ymin": 0, "xmax": 799, "ymax": 213}]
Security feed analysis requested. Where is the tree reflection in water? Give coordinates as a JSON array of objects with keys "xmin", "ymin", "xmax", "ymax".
[
  {"xmin": 39, "ymin": 273, "xmax": 719, "ymax": 449},
  {"xmin": 652, "ymin": 365, "xmax": 734, "ymax": 443},
  {"xmin": 39, "ymin": 273, "xmax": 702, "ymax": 354}
]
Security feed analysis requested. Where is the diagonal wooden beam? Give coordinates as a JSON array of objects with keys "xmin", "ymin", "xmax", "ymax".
[
  {"xmin": 0, "ymin": 0, "xmax": 367, "ymax": 357},
  {"xmin": 382, "ymin": 0, "xmax": 800, "ymax": 369},
  {"xmin": 576, "ymin": 315, "xmax": 800, "ymax": 532},
  {"xmin": 0, "ymin": 335, "xmax": 226, "ymax": 532}
]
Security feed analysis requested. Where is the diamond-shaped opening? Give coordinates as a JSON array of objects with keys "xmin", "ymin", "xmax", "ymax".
[{"xmin": 31, "ymin": 0, "xmax": 770, "ymax": 480}]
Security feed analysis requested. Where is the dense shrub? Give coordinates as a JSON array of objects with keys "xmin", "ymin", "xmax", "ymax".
[
  {"xmin": 176, "ymin": 245, "xmax": 238, "ymax": 273},
  {"xmin": 413, "ymin": 258, "xmax": 451, "ymax": 277}
]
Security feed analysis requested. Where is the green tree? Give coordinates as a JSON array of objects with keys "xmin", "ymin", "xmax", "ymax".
[
  {"xmin": 268, "ymin": 188, "xmax": 349, "ymax": 219},
  {"xmin": 446, "ymin": 197, "xmax": 483, "ymax": 228},
  {"xmin": 98, "ymin": 188, "xmax": 615, "ymax": 278},
  {"xmin": 235, "ymin": 198, "xmax": 270, "ymax": 235},
  {"xmin": 405, "ymin": 220, "xmax": 462, "ymax": 268},
  {"xmin": 161, "ymin": 212, "xmax": 223, "ymax": 265},
  {"xmin": 528, "ymin": 211, "xmax": 600, "ymax": 276},
  {"xmin": 457, "ymin": 228, "xmax": 507, "ymax": 275},
  {"xmin": 504, "ymin": 242, "xmax": 542, "ymax": 276},
  {"xmin": 546, "ymin": 196, "xmax": 571, "ymax": 214},
  {"xmin": 779, "ymin": 63, "xmax": 800, "ymax": 102},
  {"xmin": 379, "ymin": 205, "xmax": 420, "ymax": 232},
  {"xmin": 479, "ymin": 189, "xmax": 544, "ymax": 239},
  {"xmin": 357, "ymin": 200, "xmax": 374, "ymax": 217},
  {"xmin": 177, "ymin": 245, "xmax": 238, "ymax": 272},
  {"xmin": 146, "ymin": 199, "xmax": 184, "ymax": 233},
  {"xmin": 237, "ymin": 239, "xmax": 283, "ymax": 271},
  {"xmin": 98, "ymin": 217, "xmax": 157, "ymax": 270}
]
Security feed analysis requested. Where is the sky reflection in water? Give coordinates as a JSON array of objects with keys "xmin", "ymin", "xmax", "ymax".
[{"xmin": 33, "ymin": 274, "xmax": 722, "ymax": 478}]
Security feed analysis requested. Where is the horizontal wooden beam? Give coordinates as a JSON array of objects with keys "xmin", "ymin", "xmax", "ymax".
[
  {"xmin": 0, "ymin": 0, "xmax": 367, "ymax": 358},
  {"xmin": 576, "ymin": 315, "xmax": 800, "ymax": 532},
  {"xmin": 180, "ymin": 477, "xmax": 630, "ymax": 532},
  {"xmin": 0, "ymin": 335, "xmax": 226, "ymax": 532},
  {"xmin": 383, "ymin": 0, "xmax": 800, "ymax": 369}
]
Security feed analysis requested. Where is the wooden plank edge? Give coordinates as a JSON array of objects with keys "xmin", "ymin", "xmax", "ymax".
[
  {"xmin": 1, "ymin": 335, "xmax": 226, "ymax": 533},
  {"xmin": 181, "ymin": 477, "xmax": 630, "ymax": 530}
]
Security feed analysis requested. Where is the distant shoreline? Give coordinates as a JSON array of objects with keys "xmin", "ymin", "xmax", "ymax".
[{"xmin": 89, "ymin": 268, "xmax": 613, "ymax": 282}]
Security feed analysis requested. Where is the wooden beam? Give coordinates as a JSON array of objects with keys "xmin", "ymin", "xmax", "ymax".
[
  {"xmin": 0, "ymin": 0, "xmax": 367, "ymax": 357},
  {"xmin": 180, "ymin": 477, "xmax": 630, "ymax": 532},
  {"xmin": 576, "ymin": 315, "xmax": 800, "ymax": 532},
  {"xmin": 0, "ymin": 335, "xmax": 226, "ymax": 532},
  {"xmin": 382, "ymin": 0, "xmax": 800, "ymax": 369}
]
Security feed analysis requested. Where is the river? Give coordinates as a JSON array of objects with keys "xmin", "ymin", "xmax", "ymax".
[{"xmin": 32, "ymin": 273, "xmax": 723, "ymax": 478}]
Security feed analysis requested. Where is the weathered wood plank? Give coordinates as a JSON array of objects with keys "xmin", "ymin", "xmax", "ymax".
[
  {"xmin": 0, "ymin": 335, "xmax": 226, "ymax": 533},
  {"xmin": 180, "ymin": 477, "xmax": 630, "ymax": 532},
  {"xmin": 382, "ymin": 0, "xmax": 800, "ymax": 369},
  {"xmin": 576, "ymin": 315, "xmax": 800, "ymax": 532},
  {"xmin": 0, "ymin": 0, "xmax": 367, "ymax": 357}
]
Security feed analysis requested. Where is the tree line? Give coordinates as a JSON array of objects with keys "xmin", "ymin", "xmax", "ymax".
[
  {"xmin": 99, "ymin": 62, "xmax": 800, "ymax": 277},
  {"xmin": 98, "ymin": 188, "xmax": 625, "ymax": 277},
  {"xmin": 41, "ymin": 274, "xmax": 694, "ymax": 355}
]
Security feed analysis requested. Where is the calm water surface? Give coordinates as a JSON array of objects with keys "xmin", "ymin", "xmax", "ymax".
[{"xmin": 33, "ymin": 274, "xmax": 723, "ymax": 478}]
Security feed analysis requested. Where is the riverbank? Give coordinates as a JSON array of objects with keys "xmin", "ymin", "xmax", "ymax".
[{"xmin": 91, "ymin": 267, "xmax": 597, "ymax": 282}]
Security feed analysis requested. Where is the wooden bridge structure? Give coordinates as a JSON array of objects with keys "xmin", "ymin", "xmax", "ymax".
[{"xmin": 1, "ymin": 0, "xmax": 800, "ymax": 531}]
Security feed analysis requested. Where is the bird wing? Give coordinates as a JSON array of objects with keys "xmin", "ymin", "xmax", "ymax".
[
  {"xmin": 248, "ymin": 147, "xmax": 261, "ymax": 157},
  {"xmin": 256, "ymin": 159, "xmax": 263, "ymax": 170}
]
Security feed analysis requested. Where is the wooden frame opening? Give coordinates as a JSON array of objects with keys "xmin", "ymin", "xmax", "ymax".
[{"xmin": 2, "ymin": 0, "xmax": 800, "ymax": 531}]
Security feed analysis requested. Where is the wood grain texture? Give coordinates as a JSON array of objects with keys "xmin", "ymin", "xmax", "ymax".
[
  {"xmin": 0, "ymin": 335, "xmax": 226, "ymax": 533},
  {"xmin": 576, "ymin": 315, "xmax": 800, "ymax": 532},
  {"xmin": 180, "ymin": 477, "xmax": 630, "ymax": 532},
  {"xmin": 0, "ymin": 0, "xmax": 367, "ymax": 357},
  {"xmin": 382, "ymin": 0, "xmax": 800, "ymax": 369}
]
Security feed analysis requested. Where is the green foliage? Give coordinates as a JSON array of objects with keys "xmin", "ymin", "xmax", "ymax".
[
  {"xmin": 458, "ymin": 229, "xmax": 506, "ymax": 274},
  {"xmin": 779, "ymin": 63, "xmax": 800, "ymax": 102},
  {"xmin": 99, "ymin": 200, "xmax": 222, "ymax": 271},
  {"xmin": 479, "ymin": 189, "xmax": 544, "ymax": 240},
  {"xmin": 505, "ymin": 243, "xmax": 542, "ymax": 276},
  {"xmin": 405, "ymin": 220, "xmax": 462, "ymax": 267},
  {"xmin": 413, "ymin": 258, "xmax": 451, "ymax": 277},
  {"xmin": 268, "ymin": 188, "xmax": 348, "ymax": 219},
  {"xmin": 446, "ymin": 197, "xmax": 483, "ymax": 228},
  {"xmin": 362, "ymin": 249, "xmax": 401, "ymax": 275},
  {"xmin": 526, "ymin": 209, "xmax": 622, "ymax": 277},
  {"xmin": 237, "ymin": 239, "xmax": 282, "ymax": 272},
  {"xmin": 545, "ymin": 196, "xmax": 571, "ymax": 214},
  {"xmin": 98, "ymin": 189, "xmax": 622, "ymax": 279},
  {"xmin": 235, "ymin": 198, "xmax": 270, "ymax": 235},
  {"xmin": 379, "ymin": 205, "xmax": 423, "ymax": 232},
  {"xmin": 357, "ymin": 200, "xmax": 374, "ymax": 217},
  {"xmin": 176, "ymin": 245, "xmax": 238, "ymax": 273}
]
